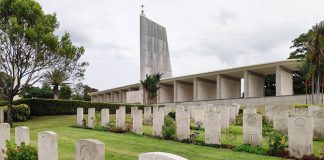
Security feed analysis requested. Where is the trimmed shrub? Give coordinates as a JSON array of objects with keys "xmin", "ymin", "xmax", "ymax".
[
  {"xmin": 5, "ymin": 141, "xmax": 37, "ymax": 160},
  {"xmin": 14, "ymin": 99, "xmax": 152, "ymax": 116},
  {"xmin": 233, "ymin": 144, "xmax": 268, "ymax": 155},
  {"xmin": 0, "ymin": 100, "xmax": 7, "ymax": 106},
  {"xmin": 162, "ymin": 116, "xmax": 176, "ymax": 140},
  {"xmin": 1, "ymin": 104, "xmax": 31, "ymax": 122}
]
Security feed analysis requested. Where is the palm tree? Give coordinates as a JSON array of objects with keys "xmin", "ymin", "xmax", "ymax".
[
  {"xmin": 43, "ymin": 69, "xmax": 70, "ymax": 99},
  {"xmin": 140, "ymin": 73, "xmax": 162, "ymax": 104},
  {"xmin": 299, "ymin": 59, "xmax": 313, "ymax": 104},
  {"xmin": 305, "ymin": 21, "xmax": 324, "ymax": 104}
]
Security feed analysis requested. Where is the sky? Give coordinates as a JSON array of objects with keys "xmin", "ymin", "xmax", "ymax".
[{"xmin": 37, "ymin": 0, "xmax": 324, "ymax": 91}]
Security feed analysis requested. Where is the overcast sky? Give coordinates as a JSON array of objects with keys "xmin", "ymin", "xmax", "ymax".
[{"xmin": 37, "ymin": 0, "xmax": 324, "ymax": 91}]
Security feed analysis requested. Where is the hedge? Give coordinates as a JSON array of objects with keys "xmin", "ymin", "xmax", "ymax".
[
  {"xmin": 0, "ymin": 100, "xmax": 7, "ymax": 106},
  {"xmin": 14, "ymin": 99, "xmax": 154, "ymax": 116},
  {"xmin": 0, "ymin": 104, "xmax": 31, "ymax": 122}
]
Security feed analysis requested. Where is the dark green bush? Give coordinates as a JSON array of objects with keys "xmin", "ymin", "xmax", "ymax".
[
  {"xmin": 5, "ymin": 141, "xmax": 37, "ymax": 160},
  {"xmin": 14, "ymin": 98, "xmax": 151, "ymax": 116},
  {"xmin": 0, "ymin": 100, "xmax": 7, "ymax": 106},
  {"xmin": 167, "ymin": 112, "xmax": 175, "ymax": 120},
  {"xmin": 233, "ymin": 144, "xmax": 268, "ymax": 155},
  {"xmin": 1, "ymin": 104, "xmax": 31, "ymax": 122},
  {"xmin": 162, "ymin": 116, "xmax": 176, "ymax": 140}
]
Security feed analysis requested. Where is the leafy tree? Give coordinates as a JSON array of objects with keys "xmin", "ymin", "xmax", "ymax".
[
  {"xmin": 264, "ymin": 74, "xmax": 276, "ymax": 96},
  {"xmin": 140, "ymin": 73, "xmax": 162, "ymax": 104},
  {"xmin": 59, "ymin": 84, "xmax": 71, "ymax": 100},
  {"xmin": 20, "ymin": 84, "xmax": 53, "ymax": 99},
  {"xmin": 72, "ymin": 83, "xmax": 98, "ymax": 101},
  {"xmin": 289, "ymin": 33, "xmax": 310, "ymax": 59},
  {"xmin": 0, "ymin": 0, "xmax": 86, "ymax": 125}
]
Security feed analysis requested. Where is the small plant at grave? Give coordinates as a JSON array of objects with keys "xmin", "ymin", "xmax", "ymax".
[
  {"xmin": 5, "ymin": 141, "xmax": 37, "ymax": 160},
  {"xmin": 167, "ymin": 112, "xmax": 175, "ymax": 120},
  {"xmin": 82, "ymin": 118, "xmax": 86, "ymax": 127},
  {"xmin": 224, "ymin": 127, "xmax": 239, "ymax": 149},
  {"xmin": 262, "ymin": 119, "xmax": 287, "ymax": 156},
  {"xmin": 189, "ymin": 132, "xmax": 200, "ymax": 144},
  {"xmin": 232, "ymin": 144, "xmax": 268, "ymax": 155},
  {"xmin": 162, "ymin": 115, "xmax": 176, "ymax": 140},
  {"xmin": 195, "ymin": 122, "xmax": 203, "ymax": 130},
  {"xmin": 123, "ymin": 122, "xmax": 133, "ymax": 133},
  {"xmin": 320, "ymin": 147, "xmax": 324, "ymax": 159}
]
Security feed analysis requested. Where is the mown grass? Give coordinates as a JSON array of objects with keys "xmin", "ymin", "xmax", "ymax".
[{"xmin": 10, "ymin": 114, "xmax": 323, "ymax": 160}]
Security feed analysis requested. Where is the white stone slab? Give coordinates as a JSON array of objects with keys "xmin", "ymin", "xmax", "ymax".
[
  {"xmin": 144, "ymin": 107, "xmax": 152, "ymax": 124},
  {"xmin": 139, "ymin": 152, "xmax": 188, "ymax": 160},
  {"xmin": 116, "ymin": 109, "xmax": 125, "ymax": 128},
  {"xmin": 217, "ymin": 106, "xmax": 229, "ymax": 131},
  {"xmin": 77, "ymin": 108, "xmax": 84, "ymax": 126},
  {"xmin": 153, "ymin": 110, "xmax": 165, "ymax": 137},
  {"xmin": 0, "ymin": 123, "xmax": 10, "ymax": 150},
  {"xmin": 204, "ymin": 112, "xmax": 221, "ymax": 145},
  {"xmin": 75, "ymin": 139, "xmax": 105, "ymax": 160},
  {"xmin": 288, "ymin": 115, "xmax": 313, "ymax": 159},
  {"xmin": 15, "ymin": 126, "xmax": 29, "ymax": 145},
  {"xmin": 243, "ymin": 113, "xmax": 262, "ymax": 146},
  {"xmin": 194, "ymin": 108, "xmax": 205, "ymax": 128},
  {"xmin": 265, "ymin": 106, "xmax": 274, "ymax": 121},
  {"xmin": 0, "ymin": 109, "xmax": 4, "ymax": 123},
  {"xmin": 87, "ymin": 108, "xmax": 96, "ymax": 128},
  {"xmin": 243, "ymin": 108, "xmax": 256, "ymax": 114},
  {"xmin": 273, "ymin": 106, "xmax": 288, "ymax": 134},
  {"xmin": 38, "ymin": 131, "xmax": 58, "ymax": 160},
  {"xmin": 308, "ymin": 106, "xmax": 320, "ymax": 115},
  {"xmin": 229, "ymin": 105, "xmax": 237, "ymax": 124},
  {"xmin": 313, "ymin": 110, "xmax": 324, "ymax": 138},
  {"xmin": 101, "ymin": 109, "xmax": 109, "ymax": 127},
  {"xmin": 176, "ymin": 111, "xmax": 190, "ymax": 141},
  {"xmin": 133, "ymin": 110, "xmax": 143, "ymax": 135}
]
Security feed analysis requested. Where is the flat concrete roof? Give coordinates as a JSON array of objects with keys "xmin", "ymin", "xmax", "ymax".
[{"xmin": 89, "ymin": 59, "xmax": 299, "ymax": 95}]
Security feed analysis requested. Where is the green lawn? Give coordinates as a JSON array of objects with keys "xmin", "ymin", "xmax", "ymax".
[{"xmin": 9, "ymin": 114, "xmax": 323, "ymax": 160}]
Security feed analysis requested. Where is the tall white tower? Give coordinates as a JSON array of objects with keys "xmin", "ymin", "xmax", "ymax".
[{"xmin": 140, "ymin": 11, "xmax": 172, "ymax": 80}]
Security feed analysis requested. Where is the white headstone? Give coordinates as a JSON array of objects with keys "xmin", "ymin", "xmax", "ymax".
[
  {"xmin": 313, "ymin": 110, "xmax": 324, "ymax": 138},
  {"xmin": 38, "ymin": 131, "xmax": 58, "ymax": 160},
  {"xmin": 116, "ymin": 109, "xmax": 125, "ymax": 128},
  {"xmin": 243, "ymin": 108, "xmax": 256, "ymax": 114},
  {"xmin": 144, "ymin": 107, "xmax": 152, "ymax": 124},
  {"xmin": 139, "ymin": 152, "xmax": 188, "ymax": 160},
  {"xmin": 0, "ymin": 123, "xmax": 10, "ymax": 150},
  {"xmin": 229, "ymin": 105, "xmax": 237, "ymax": 124},
  {"xmin": 87, "ymin": 108, "xmax": 96, "ymax": 128},
  {"xmin": 288, "ymin": 115, "xmax": 313, "ymax": 159},
  {"xmin": 0, "ymin": 108, "xmax": 4, "ymax": 123},
  {"xmin": 243, "ymin": 113, "xmax": 262, "ymax": 146},
  {"xmin": 153, "ymin": 110, "xmax": 165, "ymax": 137},
  {"xmin": 176, "ymin": 111, "xmax": 190, "ymax": 141},
  {"xmin": 273, "ymin": 106, "xmax": 288, "ymax": 134},
  {"xmin": 265, "ymin": 106, "xmax": 274, "ymax": 121},
  {"xmin": 308, "ymin": 106, "xmax": 320, "ymax": 116},
  {"xmin": 15, "ymin": 126, "xmax": 29, "ymax": 145},
  {"xmin": 232, "ymin": 103, "xmax": 240, "ymax": 115},
  {"xmin": 204, "ymin": 112, "xmax": 221, "ymax": 145},
  {"xmin": 152, "ymin": 106, "xmax": 159, "ymax": 114},
  {"xmin": 77, "ymin": 108, "xmax": 84, "ymax": 126},
  {"xmin": 75, "ymin": 139, "xmax": 105, "ymax": 160},
  {"xmin": 194, "ymin": 108, "xmax": 205, "ymax": 128},
  {"xmin": 100, "ymin": 109, "xmax": 109, "ymax": 127},
  {"xmin": 132, "ymin": 110, "xmax": 143, "ymax": 135},
  {"xmin": 217, "ymin": 106, "xmax": 229, "ymax": 131},
  {"xmin": 119, "ymin": 106, "xmax": 126, "ymax": 113},
  {"xmin": 131, "ymin": 107, "xmax": 138, "ymax": 117}
]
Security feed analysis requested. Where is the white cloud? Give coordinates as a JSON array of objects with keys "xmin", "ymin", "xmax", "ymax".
[{"xmin": 37, "ymin": 0, "xmax": 324, "ymax": 90}]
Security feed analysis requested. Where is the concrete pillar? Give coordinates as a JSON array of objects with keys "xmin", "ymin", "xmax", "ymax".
[
  {"xmin": 174, "ymin": 81, "xmax": 193, "ymax": 102},
  {"xmin": 244, "ymin": 71, "xmax": 264, "ymax": 98},
  {"xmin": 217, "ymin": 75, "xmax": 241, "ymax": 99},
  {"xmin": 158, "ymin": 83, "xmax": 174, "ymax": 103},
  {"xmin": 276, "ymin": 66, "xmax": 293, "ymax": 96},
  {"xmin": 194, "ymin": 78, "xmax": 216, "ymax": 101},
  {"xmin": 110, "ymin": 92, "xmax": 114, "ymax": 102}
]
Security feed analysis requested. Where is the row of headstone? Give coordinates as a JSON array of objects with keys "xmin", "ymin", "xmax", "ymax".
[
  {"xmin": 0, "ymin": 124, "xmax": 30, "ymax": 150},
  {"xmin": 265, "ymin": 105, "xmax": 322, "ymax": 158}
]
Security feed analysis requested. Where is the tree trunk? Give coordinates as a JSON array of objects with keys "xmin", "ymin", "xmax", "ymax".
[
  {"xmin": 311, "ymin": 75, "xmax": 315, "ymax": 104},
  {"xmin": 53, "ymin": 85, "xmax": 59, "ymax": 99},
  {"xmin": 6, "ymin": 97, "xmax": 13, "ymax": 126}
]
